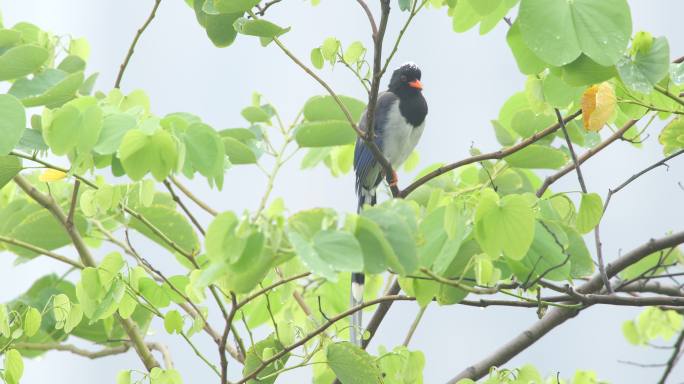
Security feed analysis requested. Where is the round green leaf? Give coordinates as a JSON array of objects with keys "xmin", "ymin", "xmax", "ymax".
[
  {"xmin": 233, "ymin": 18, "xmax": 290, "ymax": 38},
  {"xmin": 0, "ymin": 155, "xmax": 22, "ymax": 189},
  {"xmin": 23, "ymin": 307, "xmax": 41, "ymax": 337},
  {"xmin": 617, "ymin": 36, "xmax": 670, "ymax": 93},
  {"xmin": 475, "ymin": 190, "xmax": 535, "ymax": 259},
  {"xmin": 205, "ymin": 13, "xmax": 241, "ymax": 47},
  {"xmin": 0, "ymin": 45, "xmax": 49, "ymax": 81},
  {"xmin": 576, "ymin": 192, "xmax": 603, "ymax": 234},
  {"xmin": 119, "ymin": 129, "xmax": 178, "ymax": 181},
  {"xmin": 222, "ymin": 136, "xmax": 257, "ymax": 164},
  {"xmin": 505, "ymin": 144, "xmax": 568, "ymax": 169},
  {"xmin": 313, "ymin": 230, "xmax": 363, "ymax": 272},
  {"xmin": 327, "ymin": 342, "xmax": 382, "ymax": 384},
  {"xmin": 303, "ymin": 95, "xmax": 366, "ymax": 122},
  {"xmin": 0, "ymin": 94, "xmax": 26, "ymax": 155},
  {"xmin": 295, "ymin": 120, "xmax": 356, "ymax": 147},
  {"xmin": 3, "ymin": 349, "xmax": 24, "ymax": 384},
  {"xmin": 9, "ymin": 69, "xmax": 84, "ymax": 108},
  {"xmin": 164, "ymin": 310, "xmax": 184, "ymax": 334},
  {"xmin": 518, "ymin": 0, "xmax": 632, "ymax": 67}
]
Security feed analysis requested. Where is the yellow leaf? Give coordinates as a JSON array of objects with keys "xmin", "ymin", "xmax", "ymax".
[
  {"xmin": 581, "ymin": 82, "xmax": 616, "ymax": 132},
  {"xmin": 39, "ymin": 169, "xmax": 67, "ymax": 182}
]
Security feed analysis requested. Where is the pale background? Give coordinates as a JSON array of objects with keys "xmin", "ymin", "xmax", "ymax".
[{"xmin": 1, "ymin": 0, "xmax": 683, "ymax": 383}]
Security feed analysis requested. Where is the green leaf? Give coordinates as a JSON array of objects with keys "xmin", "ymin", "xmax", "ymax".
[
  {"xmin": 223, "ymin": 136, "xmax": 257, "ymax": 164},
  {"xmin": 303, "ymin": 95, "xmax": 366, "ymax": 122},
  {"xmin": 117, "ymin": 371, "xmax": 132, "ymax": 384},
  {"xmin": 542, "ymin": 72, "xmax": 584, "ymax": 108},
  {"xmin": 313, "ymin": 230, "xmax": 363, "ymax": 272},
  {"xmin": 0, "ymin": 94, "xmax": 26, "ymax": 155},
  {"xmin": 362, "ymin": 206, "xmax": 418, "ymax": 275},
  {"xmin": 617, "ymin": 36, "xmax": 670, "ymax": 94},
  {"xmin": 505, "ymin": 145, "xmax": 567, "ymax": 169},
  {"xmin": 119, "ymin": 129, "xmax": 178, "ymax": 181},
  {"xmin": 241, "ymin": 106, "xmax": 271, "ymax": 123},
  {"xmin": 622, "ymin": 320, "xmax": 641, "ymax": 345},
  {"xmin": 23, "ymin": 307, "xmax": 41, "ymax": 337},
  {"xmin": 64, "ymin": 303, "xmax": 83, "ymax": 333},
  {"xmin": 475, "ymin": 189, "xmax": 535, "ymax": 259},
  {"xmin": 0, "ymin": 45, "xmax": 49, "ymax": 81},
  {"xmin": 205, "ymin": 211, "xmax": 243, "ymax": 262},
  {"xmin": 52, "ymin": 293, "xmax": 71, "ymax": 329},
  {"xmin": 288, "ymin": 230, "xmax": 337, "ymax": 281},
  {"xmin": 129, "ymin": 205, "xmax": 200, "ymax": 256},
  {"xmin": 216, "ymin": 231, "xmax": 270, "ymax": 293},
  {"xmin": 576, "ymin": 193, "xmax": 603, "ymax": 234},
  {"xmin": 510, "ymin": 109, "xmax": 555, "ymax": 138},
  {"xmin": 310, "ymin": 48, "xmax": 324, "ymax": 69},
  {"xmin": 506, "ymin": 22, "xmax": 546, "ymax": 75},
  {"xmin": 91, "ymin": 279, "xmax": 125, "ymax": 322},
  {"xmin": 327, "ymin": 342, "xmax": 382, "ymax": 384},
  {"xmin": 343, "ymin": 41, "xmax": 365, "ymax": 63},
  {"xmin": 183, "ymin": 122, "xmax": 225, "ymax": 185},
  {"xmin": 139, "ymin": 278, "xmax": 171, "ymax": 308},
  {"xmin": 3, "ymin": 349, "xmax": 24, "ymax": 384},
  {"xmin": 354, "ymin": 216, "xmax": 392, "ymax": 274},
  {"xmin": 671, "ymin": 62, "xmax": 684, "ymax": 85},
  {"xmin": 377, "ymin": 346, "xmax": 425, "ymax": 384},
  {"xmin": 43, "ymin": 96, "xmax": 103, "ymax": 155},
  {"xmin": 466, "ymin": 0, "xmax": 501, "ymax": 15},
  {"xmin": 507, "ymin": 221, "xmax": 571, "ymax": 281},
  {"xmin": 243, "ymin": 334, "xmax": 289, "ymax": 384},
  {"xmin": 452, "ymin": 0, "xmax": 481, "ymax": 33},
  {"xmin": 398, "ymin": 0, "xmax": 412, "ymax": 12},
  {"xmin": 659, "ymin": 118, "xmax": 684, "ymax": 155},
  {"xmin": 164, "ymin": 310, "xmax": 184, "ymax": 334},
  {"xmin": 9, "ymin": 69, "xmax": 84, "ymax": 108},
  {"xmin": 295, "ymin": 120, "xmax": 356, "ymax": 147},
  {"xmin": 0, "ymin": 155, "xmax": 22, "ymax": 189},
  {"xmin": 204, "ymin": 13, "xmax": 241, "ymax": 47},
  {"xmin": 214, "ymin": 0, "xmax": 259, "ymax": 13},
  {"xmin": 518, "ymin": 0, "xmax": 632, "ymax": 66},
  {"xmin": 93, "ymin": 113, "xmax": 137, "ymax": 155},
  {"xmin": 559, "ymin": 54, "xmax": 618, "ymax": 86},
  {"xmin": 0, "ymin": 305, "xmax": 9, "ymax": 338},
  {"xmin": 233, "ymin": 18, "xmax": 290, "ymax": 38},
  {"xmin": 5, "ymin": 210, "xmax": 87, "ymax": 259}
]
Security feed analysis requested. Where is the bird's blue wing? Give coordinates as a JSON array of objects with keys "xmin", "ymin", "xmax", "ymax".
[{"xmin": 354, "ymin": 92, "xmax": 398, "ymax": 205}]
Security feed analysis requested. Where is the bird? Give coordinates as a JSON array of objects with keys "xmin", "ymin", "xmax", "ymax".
[{"xmin": 350, "ymin": 62, "xmax": 428, "ymax": 345}]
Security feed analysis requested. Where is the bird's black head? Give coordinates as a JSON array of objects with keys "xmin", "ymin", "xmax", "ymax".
[{"xmin": 388, "ymin": 63, "xmax": 423, "ymax": 95}]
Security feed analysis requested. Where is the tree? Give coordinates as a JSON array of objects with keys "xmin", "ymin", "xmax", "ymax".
[{"xmin": 1, "ymin": 0, "xmax": 683, "ymax": 383}]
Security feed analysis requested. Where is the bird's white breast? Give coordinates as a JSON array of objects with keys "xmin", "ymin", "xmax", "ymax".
[{"xmin": 382, "ymin": 102, "xmax": 425, "ymax": 167}]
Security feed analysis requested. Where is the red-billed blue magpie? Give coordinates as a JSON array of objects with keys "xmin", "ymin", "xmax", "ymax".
[{"xmin": 350, "ymin": 63, "xmax": 428, "ymax": 345}]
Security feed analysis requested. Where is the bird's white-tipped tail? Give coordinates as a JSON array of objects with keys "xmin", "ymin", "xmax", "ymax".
[{"xmin": 350, "ymin": 273, "xmax": 364, "ymax": 346}]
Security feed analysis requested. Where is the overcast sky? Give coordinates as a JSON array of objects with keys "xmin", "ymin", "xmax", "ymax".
[{"xmin": 1, "ymin": 0, "xmax": 684, "ymax": 383}]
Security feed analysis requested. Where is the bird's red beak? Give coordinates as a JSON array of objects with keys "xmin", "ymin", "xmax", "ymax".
[{"xmin": 408, "ymin": 79, "xmax": 423, "ymax": 90}]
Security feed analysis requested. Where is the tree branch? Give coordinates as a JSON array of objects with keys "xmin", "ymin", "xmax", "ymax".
[
  {"xmin": 400, "ymin": 110, "xmax": 582, "ymax": 198},
  {"xmin": 163, "ymin": 179, "xmax": 206, "ymax": 236},
  {"xmin": 0, "ymin": 235, "xmax": 83, "ymax": 269},
  {"xmin": 237, "ymin": 295, "xmax": 415, "ymax": 383},
  {"xmin": 114, "ymin": 0, "xmax": 162, "ymax": 88},
  {"xmin": 12, "ymin": 175, "xmax": 161, "ymax": 371},
  {"xmin": 12, "ymin": 341, "xmax": 173, "ymax": 365},
  {"xmin": 169, "ymin": 176, "xmax": 218, "ymax": 216},
  {"xmin": 658, "ymin": 330, "xmax": 684, "ymax": 384},
  {"xmin": 536, "ymin": 119, "xmax": 639, "ymax": 197},
  {"xmin": 448, "ymin": 230, "xmax": 684, "ymax": 382},
  {"xmin": 356, "ymin": 0, "xmax": 378, "ymax": 38}
]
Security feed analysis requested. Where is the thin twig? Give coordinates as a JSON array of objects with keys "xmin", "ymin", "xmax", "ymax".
[
  {"xmin": 163, "ymin": 179, "xmax": 206, "ymax": 236},
  {"xmin": 356, "ymin": 0, "xmax": 378, "ymax": 38},
  {"xmin": 114, "ymin": 0, "xmax": 162, "ymax": 88},
  {"xmin": 237, "ymin": 295, "xmax": 415, "ymax": 383},
  {"xmin": 0, "ymin": 235, "xmax": 83, "ymax": 269},
  {"xmin": 401, "ymin": 110, "xmax": 582, "ymax": 198},
  {"xmin": 554, "ymin": 108, "xmax": 612, "ymax": 293},
  {"xmin": 658, "ymin": 330, "xmax": 684, "ymax": 384},
  {"xmin": 402, "ymin": 305, "xmax": 427, "ymax": 347},
  {"xmin": 536, "ymin": 119, "xmax": 639, "ymax": 197},
  {"xmin": 169, "ymin": 176, "xmax": 218, "ymax": 216}
]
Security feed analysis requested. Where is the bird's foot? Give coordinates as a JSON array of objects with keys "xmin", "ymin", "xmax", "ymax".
[{"xmin": 389, "ymin": 170, "xmax": 398, "ymax": 187}]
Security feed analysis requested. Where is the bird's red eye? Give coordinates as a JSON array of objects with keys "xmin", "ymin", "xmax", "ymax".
[{"xmin": 400, "ymin": 75, "xmax": 407, "ymax": 82}]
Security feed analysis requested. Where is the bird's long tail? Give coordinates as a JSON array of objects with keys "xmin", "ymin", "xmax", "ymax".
[{"xmin": 351, "ymin": 188, "xmax": 376, "ymax": 346}]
